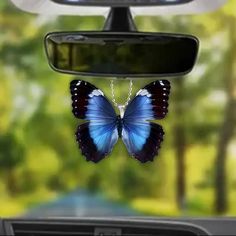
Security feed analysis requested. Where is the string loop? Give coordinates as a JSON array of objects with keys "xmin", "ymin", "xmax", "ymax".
[{"xmin": 110, "ymin": 79, "xmax": 133, "ymax": 109}]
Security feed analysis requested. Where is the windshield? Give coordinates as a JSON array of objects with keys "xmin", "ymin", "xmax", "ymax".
[{"xmin": 0, "ymin": 0, "xmax": 236, "ymax": 218}]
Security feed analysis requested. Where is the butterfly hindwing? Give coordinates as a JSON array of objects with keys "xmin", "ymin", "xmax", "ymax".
[
  {"xmin": 70, "ymin": 80, "xmax": 118, "ymax": 162},
  {"xmin": 122, "ymin": 121, "xmax": 164, "ymax": 163},
  {"xmin": 76, "ymin": 122, "xmax": 118, "ymax": 163},
  {"xmin": 122, "ymin": 80, "xmax": 170, "ymax": 162}
]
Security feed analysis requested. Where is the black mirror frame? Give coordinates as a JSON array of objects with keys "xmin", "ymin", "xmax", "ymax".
[{"xmin": 44, "ymin": 31, "xmax": 199, "ymax": 79}]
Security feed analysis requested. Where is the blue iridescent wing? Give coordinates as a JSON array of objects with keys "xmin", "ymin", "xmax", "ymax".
[
  {"xmin": 70, "ymin": 80, "xmax": 118, "ymax": 163},
  {"xmin": 70, "ymin": 80, "xmax": 117, "ymax": 121},
  {"xmin": 76, "ymin": 122, "xmax": 118, "ymax": 163},
  {"xmin": 122, "ymin": 121, "xmax": 164, "ymax": 163},
  {"xmin": 124, "ymin": 80, "xmax": 170, "ymax": 121},
  {"xmin": 122, "ymin": 80, "xmax": 170, "ymax": 163}
]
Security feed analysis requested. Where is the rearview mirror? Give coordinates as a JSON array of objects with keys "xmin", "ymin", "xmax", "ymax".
[{"xmin": 45, "ymin": 32, "xmax": 199, "ymax": 78}]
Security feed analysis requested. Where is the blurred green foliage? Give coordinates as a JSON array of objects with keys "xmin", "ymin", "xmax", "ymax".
[{"xmin": 0, "ymin": 1, "xmax": 236, "ymax": 217}]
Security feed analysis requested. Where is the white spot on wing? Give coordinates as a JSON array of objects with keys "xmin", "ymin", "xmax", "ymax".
[
  {"xmin": 76, "ymin": 81, "xmax": 81, "ymax": 86},
  {"xmin": 136, "ymin": 89, "xmax": 151, "ymax": 97},
  {"xmin": 160, "ymin": 81, "xmax": 165, "ymax": 86},
  {"xmin": 89, "ymin": 89, "xmax": 104, "ymax": 97}
]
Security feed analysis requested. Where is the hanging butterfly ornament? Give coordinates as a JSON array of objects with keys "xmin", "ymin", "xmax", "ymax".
[{"xmin": 70, "ymin": 79, "xmax": 171, "ymax": 163}]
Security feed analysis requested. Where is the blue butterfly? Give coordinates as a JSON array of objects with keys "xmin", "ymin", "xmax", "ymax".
[{"xmin": 70, "ymin": 80, "xmax": 170, "ymax": 163}]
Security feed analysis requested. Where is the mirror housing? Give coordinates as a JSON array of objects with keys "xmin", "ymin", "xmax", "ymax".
[{"xmin": 45, "ymin": 31, "xmax": 199, "ymax": 78}]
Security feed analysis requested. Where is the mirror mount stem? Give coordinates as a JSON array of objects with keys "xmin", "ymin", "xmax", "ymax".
[{"xmin": 103, "ymin": 7, "xmax": 137, "ymax": 32}]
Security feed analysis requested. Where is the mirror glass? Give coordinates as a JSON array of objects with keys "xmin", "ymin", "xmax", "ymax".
[{"xmin": 45, "ymin": 32, "xmax": 199, "ymax": 77}]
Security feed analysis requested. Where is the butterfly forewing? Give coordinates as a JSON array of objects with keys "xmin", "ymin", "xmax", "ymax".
[
  {"xmin": 70, "ymin": 80, "xmax": 116, "ymax": 120},
  {"xmin": 70, "ymin": 80, "xmax": 96, "ymax": 119},
  {"xmin": 124, "ymin": 80, "xmax": 170, "ymax": 121}
]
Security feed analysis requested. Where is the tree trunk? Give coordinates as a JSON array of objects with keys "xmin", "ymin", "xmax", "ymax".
[
  {"xmin": 215, "ymin": 17, "xmax": 236, "ymax": 214},
  {"xmin": 215, "ymin": 99, "xmax": 236, "ymax": 213},
  {"xmin": 5, "ymin": 169, "xmax": 18, "ymax": 196},
  {"xmin": 173, "ymin": 79, "xmax": 187, "ymax": 211},
  {"xmin": 175, "ymin": 122, "xmax": 186, "ymax": 210}
]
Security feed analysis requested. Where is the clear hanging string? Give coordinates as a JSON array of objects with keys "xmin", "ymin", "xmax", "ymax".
[{"xmin": 110, "ymin": 79, "xmax": 133, "ymax": 117}]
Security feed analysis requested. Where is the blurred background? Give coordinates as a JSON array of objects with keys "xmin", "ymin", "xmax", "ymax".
[{"xmin": 0, "ymin": 0, "xmax": 236, "ymax": 218}]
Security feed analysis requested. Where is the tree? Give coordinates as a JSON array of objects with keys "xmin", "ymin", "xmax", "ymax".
[
  {"xmin": 0, "ymin": 133, "xmax": 25, "ymax": 196},
  {"xmin": 172, "ymin": 78, "xmax": 187, "ymax": 210},
  {"xmin": 214, "ymin": 15, "xmax": 236, "ymax": 214}
]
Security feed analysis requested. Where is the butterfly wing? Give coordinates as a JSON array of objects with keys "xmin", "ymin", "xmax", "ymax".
[
  {"xmin": 123, "ymin": 80, "xmax": 170, "ymax": 121},
  {"xmin": 70, "ymin": 80, "xmax": 117, "ymax": 121},
  {"xmin": 76, "ymin": 122, "xmax": 118, "ymax": 163},
  {"xmin": 122, "ymin": 80, "xmax": 170, "ymax": 163},
  {"xmin": 122, "ymin": 121, "xmax": 164, "ymax": 163},
  {"xmin": 70, "ymin": 80, "xmax": 118, "ymax": 163}
]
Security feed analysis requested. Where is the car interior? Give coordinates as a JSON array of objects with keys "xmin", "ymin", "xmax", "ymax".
[{"xmin": 1, "ymin": 0, "xmax": 236, "ymax": 235}]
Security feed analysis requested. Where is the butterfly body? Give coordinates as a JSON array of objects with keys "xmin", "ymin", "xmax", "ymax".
[
  {"xmin": 70, "ymin": 80, "xmax": 170, "ymax": 163},
  {"xmin": 116, "ymin": 115, "xmax": 123, "ymax": 138}
]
